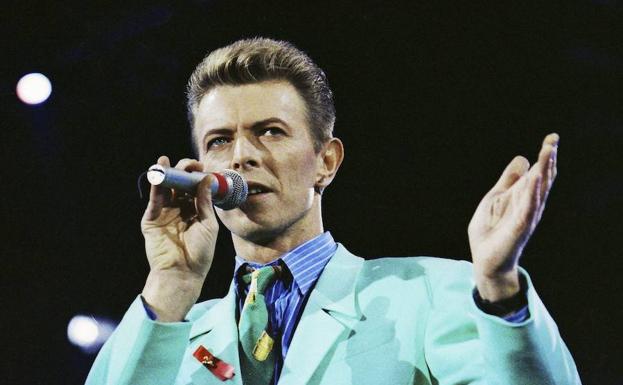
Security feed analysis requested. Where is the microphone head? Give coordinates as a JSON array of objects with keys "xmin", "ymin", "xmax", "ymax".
[{"xmin": 214, "ymin": 169, "xmax": 248, "ymax": 210}]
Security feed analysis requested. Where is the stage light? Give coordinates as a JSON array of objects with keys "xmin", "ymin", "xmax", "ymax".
[
  {"xmin": 16, "ymin": 73, "xmax": 52, "ymax": 105},
  {"xmin": 67, "ymin": 315, "xmax": 99, "ymax": 346},
  {"xmin": 67, "ymin": 315, "xmax": 116, "ymax": 353}
]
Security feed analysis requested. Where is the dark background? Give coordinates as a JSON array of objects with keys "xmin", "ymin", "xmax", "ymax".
[{"xmin": 3, "ymin": 0, "xmax": 622, "ymax": 384}]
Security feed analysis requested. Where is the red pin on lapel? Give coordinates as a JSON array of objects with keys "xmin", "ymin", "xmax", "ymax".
[{"xmin": 193, "ymin": 345, "xmax": 235, "ymax": 381}]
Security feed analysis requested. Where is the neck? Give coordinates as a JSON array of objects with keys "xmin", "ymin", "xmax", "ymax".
[{"xmin": 232, "ymin": 197, "xmax": 324, "ymax": 265}]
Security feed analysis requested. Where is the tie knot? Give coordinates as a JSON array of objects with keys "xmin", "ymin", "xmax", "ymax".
[{"xmin": 242, "ymin": 265, "xmax": 283, "ymax": 295}]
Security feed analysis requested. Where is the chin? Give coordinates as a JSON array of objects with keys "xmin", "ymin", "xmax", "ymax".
[
  {"xmin": 229, "ymin": 221, "xmax": 288, "ymax": 245},
  {"xmin": 218, "ymin": 210, "xmax": 277, "ymax": 241},
  {"xmin": 220, "ymin": 207, "xmax": 311, "ymax": 245}
]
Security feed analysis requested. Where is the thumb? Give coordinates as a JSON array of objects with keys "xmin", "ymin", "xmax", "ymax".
[{"xmin": 491, "ymin": 155, "xmax": 529, "ymax": 193}]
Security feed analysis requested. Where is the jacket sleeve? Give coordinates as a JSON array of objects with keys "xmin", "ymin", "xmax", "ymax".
[
  {"xmin": 423, "ymin": 262, "xmax": 581, "ymax": 385},
  {"xmin": 85, "ymin": 295, "xmax": 193, "ymax": 385}
]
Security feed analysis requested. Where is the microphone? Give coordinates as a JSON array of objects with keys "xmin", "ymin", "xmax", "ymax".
[{"xmin": 146, "ymin": 164, "xmax": 248, "ymax": 210}]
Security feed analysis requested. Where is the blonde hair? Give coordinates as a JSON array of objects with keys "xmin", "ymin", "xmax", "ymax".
[{"xmin": 187, "ymin": 38, "xmax": 335, "ymax": 153}]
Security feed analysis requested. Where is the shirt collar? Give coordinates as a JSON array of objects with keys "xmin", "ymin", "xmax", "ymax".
[{"xmin": 234, "ymin": 232, "xmax": 337, "ymax": 296}]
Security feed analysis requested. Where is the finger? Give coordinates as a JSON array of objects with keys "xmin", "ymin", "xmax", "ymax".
[
  {"xmin": 491, "ymin": 155, "xmax": 530, "ymax": 193},
  {"xmin": 169, "ymin": 158, "xmax": 205, "ymax": 220},
  {"xmin": 178, "ymin": 193, "xmax": 199, "ymax": 222},
  {"xmin": 517, "ymin": 173, "xmax": 542, "ymax": 235},
  {"xmin": 551, "ymin": 137, "xmax": 558, "ymax": 181},
  {"xmin": 176, "ymin": 175, "xmax": 219, "ymax": 239},
  {"xmin": 174, "ymin": 158, "xmax": 204, "ymax": 172},
  {"xmin": 544, "ymin": 134, "xmax": 558, "ymax": 193},
  {"xmin": 144, "ymin": 156, "xmax": 172, "ymax": 221},
  {"xmin": 195, "ymin": 174, "xmax": 219, "ymax": 230},
  {"xmin": 536, "ymin": 138, "xmax": 558, "ymax": 221},
  {"xmin": 511, "ymin": 167, "xmax": 530, "ymax": 205},
  {"xmin": 543, "ymin": 132, "xmax": 560, "ymax": 147},
  {"xmin": 541, "ymin": 144, "xmax": 557, "ymax": 202},
  {"xmin": 529, "ymin": 133, "xmax": 559, "ymax": 202}
]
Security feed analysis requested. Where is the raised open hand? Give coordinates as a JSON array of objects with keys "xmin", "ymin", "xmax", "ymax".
[{"xmin": 468, "ymin": 133, "xmax": 559, "ymax": 300}]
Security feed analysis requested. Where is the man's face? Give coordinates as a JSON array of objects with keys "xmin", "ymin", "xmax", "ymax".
[{"xmin": 193, "ymin": 80, "xmax": 321, "ymax": 242}]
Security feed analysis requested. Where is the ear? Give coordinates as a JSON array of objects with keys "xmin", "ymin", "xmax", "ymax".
[{"xmin": 315, "ymin": 138, "xmax": 344, "ymax": 193}]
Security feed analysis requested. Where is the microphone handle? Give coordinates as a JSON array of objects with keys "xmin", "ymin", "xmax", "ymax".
[{"xmin": 146, "ymin": 164, "xmax": 218, "ymax": 196}]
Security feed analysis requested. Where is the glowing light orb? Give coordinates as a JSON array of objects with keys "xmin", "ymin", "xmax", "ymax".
[
  {"xmin": 67, "ymin": 315, "xmax": 100, "ymax": 347},
  {"xmin": 16, "ymin": 73, "xmax": 52, "ymax": 105}
]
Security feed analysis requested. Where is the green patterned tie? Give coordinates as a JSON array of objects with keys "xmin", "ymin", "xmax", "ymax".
[{"xmin": 238, "ymin": 265, "xmax": 281, "ymax": 385}]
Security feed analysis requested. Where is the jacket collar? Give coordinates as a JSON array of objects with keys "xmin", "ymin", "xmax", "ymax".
[
  {"xmin": 279, "ymin": 244, "xmax": 364, "ymax": 384},
  {"xmin": 186, "ymin": 243, "xmax": 364, "ymax": 385}
]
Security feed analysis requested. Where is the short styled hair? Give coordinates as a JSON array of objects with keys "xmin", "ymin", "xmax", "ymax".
[{"xmin": 186, "ymin": 38, "xmax": 335, "ymax": 153}]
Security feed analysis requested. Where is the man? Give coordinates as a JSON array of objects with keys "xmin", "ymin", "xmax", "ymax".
[{"xmin": 86, "ymin": 38, "xmax": 581, "ymax": 384}]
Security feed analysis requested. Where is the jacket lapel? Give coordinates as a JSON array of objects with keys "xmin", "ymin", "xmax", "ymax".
[
  {"xmin": 278, "ymin": 244, "xmax": 363, "ymax": 385},
  {"xmin": 187, "ymin": 283, "xmax": 243, "ymax": 385}
]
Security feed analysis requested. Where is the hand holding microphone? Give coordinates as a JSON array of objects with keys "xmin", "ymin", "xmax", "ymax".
[{"xmin": 140, "ymin": 156, "xmax": 241, "ymax": 322}]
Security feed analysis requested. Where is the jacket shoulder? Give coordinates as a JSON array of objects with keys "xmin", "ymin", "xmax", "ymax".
[{"xmin": 360, "ymin": 254, "xmax": 472, "ymax": 281}]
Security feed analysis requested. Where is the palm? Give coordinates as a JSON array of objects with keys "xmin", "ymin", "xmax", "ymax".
[
  {"xmin": 468, "ymin": 134, "xmax": 559, "ymax": 278},
  {"xmin": 142, "ymin": 206, "xmax": 217, "ymax": 277}
]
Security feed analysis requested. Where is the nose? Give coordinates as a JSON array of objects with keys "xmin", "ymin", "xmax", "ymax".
[{"xmin": 231, "ymin": 135, "xmax": 260, "ymax": 171}]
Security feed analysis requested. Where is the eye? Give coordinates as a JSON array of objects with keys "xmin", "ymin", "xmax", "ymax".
[
  {"xmin": 261, "ymin": 127, "xmax": 285, "ymax": 137},
  {"xmin": 206, "ymin": 137, "xmax": 231, "ymax": 151}
]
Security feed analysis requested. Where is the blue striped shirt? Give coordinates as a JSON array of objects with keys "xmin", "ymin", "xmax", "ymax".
[{"xmin": 234, "ymin": 231, "xmax": 337, "ymax": 384}]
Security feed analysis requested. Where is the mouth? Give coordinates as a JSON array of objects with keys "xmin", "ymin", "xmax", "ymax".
[{"xmin": 246, "ymin": 181, "xmax": 273, "ymax": 197}]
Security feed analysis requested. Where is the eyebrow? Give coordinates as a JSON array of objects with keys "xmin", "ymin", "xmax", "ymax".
[{"xmin": 201, "ymin": 117, "xmax": 291, "ymax": 144}]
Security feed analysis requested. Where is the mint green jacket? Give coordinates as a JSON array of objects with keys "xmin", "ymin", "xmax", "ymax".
[{"xmin": 86, "ymin": 245, "xmax": 581, "ymax": 384}]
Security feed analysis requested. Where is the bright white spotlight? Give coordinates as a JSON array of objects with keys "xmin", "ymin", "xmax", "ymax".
[
  {"xmin": 67, "ymin": 315, "xmax": 116, "ymax": 353},
  {"xmin": 16, "ymin": 72, "xmax": 52, "ymax": 105},
  {"xmin": 67, "ymin": 315, "xmax": 99, "ymax": 346}
]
